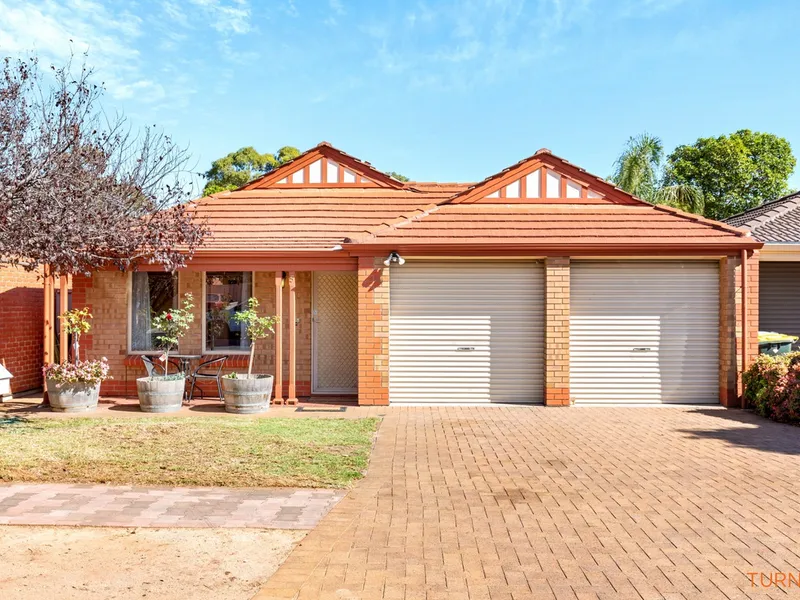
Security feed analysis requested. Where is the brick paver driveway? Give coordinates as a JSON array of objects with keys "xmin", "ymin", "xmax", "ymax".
[{"xmin": 256, "ymin": 406, "xmax": 800, "ymax": 599}]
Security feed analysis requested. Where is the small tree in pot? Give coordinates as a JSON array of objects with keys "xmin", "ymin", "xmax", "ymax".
[
  {"xmin": 43, "ymin": 308, "xmax": 111, "ymax": 412},
  {"xmin": 136, "ymin": 293, "xmax": 195, "ymax": 413},
  {"xmin": 222, "ymin": 297, "xmax": 279, "ymax": 414}
]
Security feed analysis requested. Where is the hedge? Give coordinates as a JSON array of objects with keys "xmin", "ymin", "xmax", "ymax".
[{"xmin": 742, "ymin": 352, "xmax": 800, "ymax": 423}]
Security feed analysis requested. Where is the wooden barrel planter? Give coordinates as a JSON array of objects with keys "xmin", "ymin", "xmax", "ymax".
[
  {"xmin": 46, "ymin": 380, "xmax": 100, "ymax": 412},
  {"xmin": 221, "ymin": 375, "xmax": 274, "ymax": 414},
  {"xmin": 136, "ymin": 377, "xmax": 186, "ymax": 413}
]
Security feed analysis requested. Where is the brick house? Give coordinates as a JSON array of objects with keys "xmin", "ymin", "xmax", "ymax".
[
  {"xmin": 0, "ymin": 265, "xmax": 44, "ymax": 394},
  {"xmin": 71, "ymin": 142, "xmax": 761, "ymax": 406}
]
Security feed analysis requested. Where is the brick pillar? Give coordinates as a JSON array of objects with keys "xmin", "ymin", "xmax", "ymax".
[
  {"xmin": 545, "ymin": 257, "xmax": 570, "ymax": 406},
  {"xmin": 179, "ymin": 271, "xmax": 204, "ymax": 356},
  {"xmin": 719, "ymin": 251, "xmax": 759, "ymax": 407},
  {"xmin": 358, "ymin": 256, "xmax": 389, "ymax": 406}
]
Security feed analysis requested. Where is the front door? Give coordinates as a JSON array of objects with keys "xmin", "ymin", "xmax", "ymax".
[{"xmin": 312, "ymin": 272, "xmax": 358, "ymax": 394}]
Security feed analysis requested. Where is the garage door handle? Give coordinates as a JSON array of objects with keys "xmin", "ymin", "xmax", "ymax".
[
  {"xmin": 456, "ymin": 347, "xmax": 475, "ymax": 352},
  {"xmin": 632, "ymin": 347, "xmax": 652, "ymax": 352}
]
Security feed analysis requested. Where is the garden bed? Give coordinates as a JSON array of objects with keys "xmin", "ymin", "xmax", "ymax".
[{"xmin": 0, "ymin": 416, "xmax": 379, "ymax": 488}]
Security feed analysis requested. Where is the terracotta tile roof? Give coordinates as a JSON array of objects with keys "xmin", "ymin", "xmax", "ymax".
[
  {"xmin": 348, "ymin": 203, "xmax": 757, "ymax": 248},
  {"xmin": 187, "ymin": 142, "xmax": 757, "ymax": 254},
  {"xmin": 725, "ymin": 192, "xmax": 800, "ymax": 243},
  {"xmin": 189, "ymin": 187, "xmax": 454, "ymax": 251},
  {"xmin": 407, "ymin": 182, "xmax": 474, "ymax": 193}
]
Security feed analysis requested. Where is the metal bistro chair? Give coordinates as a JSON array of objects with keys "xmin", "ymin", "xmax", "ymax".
[
  {"xmin": 187, "ymin": 356, "xmax": 228, "ymax": 402},
  {"xmin": 141, "ymin": 355, "xmax": 181, "ymax": 377}
]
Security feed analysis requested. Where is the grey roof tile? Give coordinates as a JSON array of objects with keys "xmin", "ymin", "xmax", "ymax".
[{"xmin": 725, "ymin": 192, "xmax": 800, "ymax": 242}]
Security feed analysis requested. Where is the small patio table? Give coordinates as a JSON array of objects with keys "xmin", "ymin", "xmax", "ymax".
[{"xmin": 167, "ymin": 354, "xmax": 203, "ymax": 376}]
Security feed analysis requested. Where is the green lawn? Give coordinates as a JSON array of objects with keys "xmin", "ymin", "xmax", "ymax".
[{"xmin": 0, "ymin": 416, "xmax": 380, "ymax": 488}]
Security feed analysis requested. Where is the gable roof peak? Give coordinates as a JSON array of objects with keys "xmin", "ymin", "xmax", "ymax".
[{"xmin": 240, "ymin": 141, "xmax": 406, "ymax": 191}]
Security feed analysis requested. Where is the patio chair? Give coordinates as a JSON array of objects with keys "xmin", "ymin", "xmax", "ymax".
[
  {"xmin": 141, "ymin": 355, "xmax": 181, "ymax": 376},
  {"xmin": 187, "ymin": 356, "xmax": 228, "ymax": 402}
]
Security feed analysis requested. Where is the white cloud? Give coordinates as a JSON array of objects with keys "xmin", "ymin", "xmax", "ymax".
[
  {"xmin": 188, "ymin": 0, "xmax": 253, "ymax": 35},
  {"xmin": 0, "ymin": 0, "xmax": 150, "ymax": 100}
]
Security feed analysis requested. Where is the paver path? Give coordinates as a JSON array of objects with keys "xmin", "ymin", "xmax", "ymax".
[
  {"xmin": 255, "ymin": 406, "xmax": 800, "ymax": 599},
  {"xmin": 0, "ymin": 484, "xmax": 344, "ymax": 529}
]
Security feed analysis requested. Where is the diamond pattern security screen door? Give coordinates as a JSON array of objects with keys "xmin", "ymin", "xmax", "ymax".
[{"xmin": 312, "ymin": 272, "xmax": 358, "ymax": 394}]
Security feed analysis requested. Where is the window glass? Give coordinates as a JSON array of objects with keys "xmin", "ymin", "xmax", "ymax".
[
  {"xmin": 205, "ymin": 271, "xmax": 252, "ymax": 351},
  {"xmin": 130, "ymin": 272, "xmax": 177, "ymax": 351}
]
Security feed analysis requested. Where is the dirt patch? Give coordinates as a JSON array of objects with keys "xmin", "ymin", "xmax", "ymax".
[{"xmin": 0, "ymin": 526, "xmax": 305, "ymax": 600}]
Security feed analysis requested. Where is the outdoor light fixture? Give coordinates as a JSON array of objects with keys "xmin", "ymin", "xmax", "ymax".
[{"xmin": 383, "ymin": 251, "xmax": 405, "ymax": 267}]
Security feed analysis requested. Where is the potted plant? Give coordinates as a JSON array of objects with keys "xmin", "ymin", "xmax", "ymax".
[
  {"xmin": 221, "ymin": 297, "xmax": 279, "ymax": 414},
  {"xmin": 136, "ymin": 293, "xmax": 194, "ymax": 413},
  {"xmin": 43, "ymin": 308, "xmax": 111, "ymax": 412}
]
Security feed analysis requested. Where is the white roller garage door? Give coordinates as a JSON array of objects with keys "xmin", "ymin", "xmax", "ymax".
[
  {"xmin": 389, "ymin": 261, "xmax": 544, "ymax": 404},
  {"xmin": 570, "ymin": 261, "xmax": 719, "ymax": 404}
]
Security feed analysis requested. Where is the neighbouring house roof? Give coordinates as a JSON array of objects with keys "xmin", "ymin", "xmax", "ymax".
[
  {"xmin": 189, "ymin": 142, "xmax": 760, "ymax": 255},
  {"xmin": 725, "ymin": 192, "xmax": 800, "ymax": 243}
]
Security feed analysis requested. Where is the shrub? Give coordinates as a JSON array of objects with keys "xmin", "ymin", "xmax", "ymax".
[
  {"xmin": 43, "ymin": 358, "xmax": 111, "ymax": 386},
  {"xmin": 742, "ymin": 352, "xmax": 800, "ymax": 423}
]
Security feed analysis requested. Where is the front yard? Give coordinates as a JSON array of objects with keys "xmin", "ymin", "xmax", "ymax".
[{"xmin": 0, "ymin": 416, "xmax": 379, "ymax": 488}]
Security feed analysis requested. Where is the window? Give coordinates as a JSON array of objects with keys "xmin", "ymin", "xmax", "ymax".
[
  {"xmin": 205, "ymin": 271, "xmax": 252, "ymax": 352},
  {"xmin": 130, "ymin": 272, "xmax": 178, "ymax": 352}
]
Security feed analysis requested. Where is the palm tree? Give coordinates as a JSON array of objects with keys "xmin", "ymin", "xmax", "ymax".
[
  {"xmin": 611, "ymin": 133, "xmax": 663, "ymax": 201},
  {"xmin": 611, "ymin": 133, "xmax": 704, "ymax": 215}
]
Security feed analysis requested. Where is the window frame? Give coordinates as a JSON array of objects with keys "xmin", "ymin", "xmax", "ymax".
[
  {"xmin": 201, "ymin": 271, "xmax": 255, "ymax": 355},
  {"xmin": 126, "ymin": 271, "xmax": 179, "ymax": 355}
]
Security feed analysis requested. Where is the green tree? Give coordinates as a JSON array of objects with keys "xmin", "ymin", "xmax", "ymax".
[
  {"xmin": 202, "ymin": 146, "xmax": 300, "ymax": 195},
  {"xmin": 611, "ymin": 133, "xmax": 704, "ymax": 214},
  {"xmin": 385, "ymin": 171, "xmax": 409, "ymax": 182},
  {"xmin": 151, "ymin": 293, "xmax": 195, "ymax": 373},
  {"xmin": 232, "ymin": 297, "xmax": 279, "ymax": 377},
  {"xmin": 664, "ymin": 130, "xmax": 796, "ymax": 220}
]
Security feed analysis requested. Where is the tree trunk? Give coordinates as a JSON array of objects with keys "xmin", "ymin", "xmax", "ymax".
[
  {"xmin": 73, "ymin": 333, "xmax": 80, "ymax": 364},
  {"xmin": 248, "ymin": 342, "xmax": 255, "ymax": 377}
]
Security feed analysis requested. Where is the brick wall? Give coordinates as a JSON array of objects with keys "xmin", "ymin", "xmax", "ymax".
[
  {"xmin": 720, "ymin": 251, "xmax": 759, "ymax": 407},
  {"xmin": 357, "ymin": 256, "xmax": 390, "ymax": 406},
  {"xmin": 544, "ymin": 257, "xmax": 570, "ymax": 406},
  {"xmin": 0, "ymin": 265, "xmax": 44, "ymax": 393},
  {"xmin": 75, "ymin": 270, "xmax": 312, "ymax": 398}
]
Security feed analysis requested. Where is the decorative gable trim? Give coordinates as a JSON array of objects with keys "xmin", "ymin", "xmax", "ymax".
[
  {"xmin": 242, "ymin": 142, "xmax": 406, "ymax": 190},
  {"xmin": 446, "ymin": 149, "xmax": 646, "ymax": 206}
]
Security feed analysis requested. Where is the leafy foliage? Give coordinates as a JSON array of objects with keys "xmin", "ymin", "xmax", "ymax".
[
  {"xmin": 611, "ymin": 133, "xmax": 663, "ymax": 201},
  {"xmin": 151, "ymin": 293, "xmax": 195, "ymax": 371},
  {"xmin": 610, "ymin": 133, "xmax": 705, "ymax": 213},
  {"xmin": 385, "ymin": 171, "xmax": 409, "ymax": 182},
  {"xmin": 202, "ymin": 146, "xmax": 300, "ymax": 195},
  {"xmin": 60, "ymin": 308, "xmax": 92, "ymax": 336},
  {"xmin": 58, "ymin": 307, "xmax": 92, "ymax": 362},
  {"xmin": 0, "ymin": 55, "xmax": 207, "ymax": 275},
  {"xmin": 742, "ymin": 352, "xmax": 800, "ymax": 423},
  {"xmin": 231, "ymin": 297, "xmax": 279, "ymax": 376},
  {"xmin": 664, "ymin": 130, "xmax": 796, "ymax": 220}
]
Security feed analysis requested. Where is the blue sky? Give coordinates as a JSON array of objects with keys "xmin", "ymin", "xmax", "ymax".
[{"xmin": 1, "ymin": 0, "xmax": 799, "ymax": 191}]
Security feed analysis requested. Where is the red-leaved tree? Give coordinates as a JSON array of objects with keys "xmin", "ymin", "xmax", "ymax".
[{"xmin": 0, "ymin": 54, "xmax": 207, "ymax": 275}]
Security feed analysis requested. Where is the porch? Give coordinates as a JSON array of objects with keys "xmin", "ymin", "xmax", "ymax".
[{"xmin": 42, "ymin": 266, "xmax": 364, "ymax": 404}]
